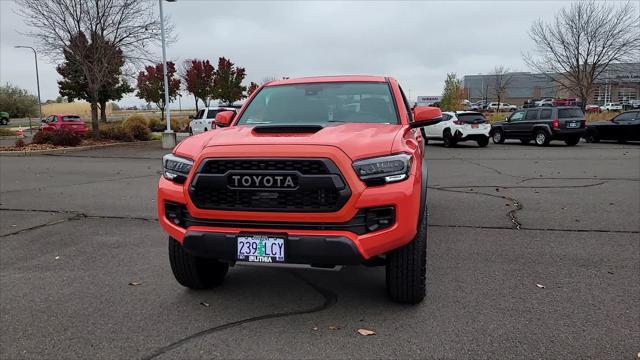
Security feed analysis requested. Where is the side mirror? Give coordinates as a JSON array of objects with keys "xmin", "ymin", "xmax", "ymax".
[
  {"xmin": 41, "ymin": 119, "xmax": 47, "ymax": 123},
  {"xmin": 505, "ymin": 116, "xmax": 510, "ymax": 122},
  {"xmin": 411, "ymin": 106, "xmax": 443, "ymax": 128},
  {"xmin": 188, "ymin": 115, "xmax": 194, "ymax": 120},
  {"xmin": 215, "ymin": 111, "xmax": 235, "ymax": 127}
]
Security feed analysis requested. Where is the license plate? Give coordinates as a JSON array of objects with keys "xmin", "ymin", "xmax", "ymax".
[
  {"xmin": 471, "ymin": 124, "xmax": 479, "ymax": 129},
  {"xmin": 567, "ymin": 122, "xmax": 579, "ymax": 128},
  {"xmin": 237, "ymin": 235, "xmax": 285, "ymax": 263}
]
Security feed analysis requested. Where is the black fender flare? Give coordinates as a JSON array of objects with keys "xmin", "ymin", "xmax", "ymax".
[
  {"xmin": 532, "ymin": 124, "xmax": 552, "ymax": 135},
  {"xmin": 418, "ymin": 157, "xmax": 428, "ymax": 228}
]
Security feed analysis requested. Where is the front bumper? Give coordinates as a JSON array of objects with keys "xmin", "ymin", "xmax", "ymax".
[{"xmin": 183, "ymin": 231, "xmax": 363, "ymax": 265}]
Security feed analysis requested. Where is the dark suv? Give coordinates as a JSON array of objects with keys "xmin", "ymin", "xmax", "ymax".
[{"xmin": 490, "ymin": 107, "xmax": 585, "ymax": 146}]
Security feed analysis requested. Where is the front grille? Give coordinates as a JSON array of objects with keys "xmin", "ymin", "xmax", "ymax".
[
  {"xmin": 190, "ymin": 158, "xmax": 350, "ymax": 212},
  {"xmin": 202, "ymin": 159, "xmax": 329, "ymax": 175}
]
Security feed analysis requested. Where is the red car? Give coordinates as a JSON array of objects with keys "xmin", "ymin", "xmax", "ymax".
[
  {"xmin": 40, "ymin": 114, "xmax": 88, "ymax": 135},
  {"xmin": 158, "ymin": 75, "xmax": 442, "ymax": 303}
]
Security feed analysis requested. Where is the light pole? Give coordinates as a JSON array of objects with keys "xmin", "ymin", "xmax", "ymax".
[
  {"xmin": 159, "ymin": 0, "xmax": 177, "ymax": 149},
  {"xmin": 15, "ymin": 45, "xmax": 42, "ymax": 134}
]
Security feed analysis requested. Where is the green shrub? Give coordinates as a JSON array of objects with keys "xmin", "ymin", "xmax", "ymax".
[
  {"xmin": 125, "ymin": 122, "xmax": 151, "ymax": 141},
  {"xmin": 99, "ymin": 124, "xmax": 134, "ymax": 142},
  {"xmin": 32, "ymin": 131, "xmax": 54, "ymax": 144},
  {"xmin": 50, "ymin": 128, "xmax": 82, "ymax": 146}
]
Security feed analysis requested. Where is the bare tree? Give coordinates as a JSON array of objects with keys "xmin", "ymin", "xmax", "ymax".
[
  {"xmin": 490, "ymin": 66, "xmax": 513, "ymax": 112},
  {"xmin": 17, "ymin": 0, "xmax": 167, "ymax": 137},
  {"xmin": 524, "ymin": 1, "xmax": 640, "ymax": 110}
]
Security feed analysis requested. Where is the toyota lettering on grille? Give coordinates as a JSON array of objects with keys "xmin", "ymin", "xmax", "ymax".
[{"xmin": 227, "ymin": 173, "xmax": 299, "ymax": 190}]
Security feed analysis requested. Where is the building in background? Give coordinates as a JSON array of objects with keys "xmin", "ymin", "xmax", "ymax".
[{"xmin": 463, "ymin": 63, "xmax": 639, "ymax": 106}]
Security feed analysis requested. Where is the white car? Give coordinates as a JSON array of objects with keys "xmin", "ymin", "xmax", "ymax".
[
  {"xmin": 423, "ymin": 111, "xmax": 491, "ymax": 147},
  {"xmin": 188, "ymin": 107, "xmax": 237, "ymax": 135},
  {"xmin": 487, "ymin": 102, "xmax": 517, "ymax": 111},
  {"xmin": 600, "ymin": 103, "xmax": 623, "ymax": 112},
  {"xmin": 535, "ymin": 98, "xmax": 554, "ymax": 107}
]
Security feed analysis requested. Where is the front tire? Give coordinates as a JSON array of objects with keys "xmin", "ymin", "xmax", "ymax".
[
  {"xmin": 477, "ymin": 136, "xmax": 489, "ymax": 147},
  {"xmin": 534, "ymin": 130, "xmax": 550, "ymax": 146},
  {"xmin": 386, "ymin": 208, "xmax": 427, "ymax": 304},
  {"xmin": 565, "ymin": 136, "xmax": 580, "ymax": 146},
  {"xmin": 188, "ymin": 127, "xmax": 193, "ymax": 136},
  {"xmin": 169, "ymin": 237, "xmax": 228, "ymax": 289},
  {"xmin": 492, "ymin": 129, "xmax": 505, "ymax": 144},
  {"xmin": 584, "ymin": 133, "xmax": 599, "ymax": 143}
]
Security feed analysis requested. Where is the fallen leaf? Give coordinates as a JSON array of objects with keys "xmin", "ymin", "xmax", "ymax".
[
  {"xmin": 128, "ymin": 282, "xmax": 142, "ymax": 286},
  {"xmin": 11, "ymin": 224, "xmax": 17, "ymax": 227},
  {"xmin": 357, "ymin": 328, "xmax": 376, "ymax": 336},
  {"xmin": 200, "ymin": 302, "xmax": 210, "ymax": 307},
  {"xmin": 536, "ymin": 283, "xmax": 545, "ymax": 289},
  {"xmin": 328, "ymin": 326, "xmax": 340, "ymax": 330},
  {"xmin": 312, "ymin": 327, "xmax": 318, "ymax": 331},
  {"xmin": 54, "ymin": 256, "xmax": 60, "ymax": 260}
]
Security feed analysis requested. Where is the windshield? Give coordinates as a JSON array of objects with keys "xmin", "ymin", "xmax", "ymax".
[
  {"xmin": 61, "ymin": 116, "xmax": 82, "ymax": 122},
  {"xmin": 236, "ymin": 82, "xmax": 398, "ymax": 125}
]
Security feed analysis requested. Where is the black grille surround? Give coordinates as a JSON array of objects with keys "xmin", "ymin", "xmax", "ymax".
[
  {"xmin": 165, "ymin": 202, "xmax": 395, "ymax": 235},
  {"xmin": 189, "ymin": 158, "xmax": 351, "ymax": 212}
]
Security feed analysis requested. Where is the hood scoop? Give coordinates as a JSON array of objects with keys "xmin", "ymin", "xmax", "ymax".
[{"xmin": 252, "ymin": 124, "xmax": 324, "ymax": 134}]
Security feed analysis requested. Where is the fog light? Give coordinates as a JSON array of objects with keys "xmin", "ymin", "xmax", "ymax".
[
  {"xmin": 365, "ymin": 206, "xmax": 395, "ymax": 232},
  {"xmin": 165, "ymin": 202, "xmax": 186, "ymax": 228}
]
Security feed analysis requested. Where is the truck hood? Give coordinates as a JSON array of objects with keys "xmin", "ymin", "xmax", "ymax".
[{"xmin": 196, "ymin": 123, "xmax": 403, "ymax": 160}]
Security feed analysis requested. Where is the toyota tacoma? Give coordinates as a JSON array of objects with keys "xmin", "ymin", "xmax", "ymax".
[{"xmin": 158, "ymin": 76, "xmax": 442, "ymax": 303}]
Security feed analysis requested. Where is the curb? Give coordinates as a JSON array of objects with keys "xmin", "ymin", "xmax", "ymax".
[{"xmin": 0, "ymin": 140, "xmax": 160, "ymax": 157}]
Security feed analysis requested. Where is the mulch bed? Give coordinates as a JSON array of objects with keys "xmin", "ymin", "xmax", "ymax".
[{"xmin": 0, "ymin": 139, "xmax": 126, "ymax": 152}]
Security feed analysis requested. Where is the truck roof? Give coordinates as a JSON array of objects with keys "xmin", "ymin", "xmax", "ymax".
[{"xmin": 266, "ymin": 75, "xmax": 388, "ymax": 86}]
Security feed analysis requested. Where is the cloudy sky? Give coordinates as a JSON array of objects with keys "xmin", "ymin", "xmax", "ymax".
[{"xmin": 0, "ymin": 0, "xmax": 610, "ymax": 108}]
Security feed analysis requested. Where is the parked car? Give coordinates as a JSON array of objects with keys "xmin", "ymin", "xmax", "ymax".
[
  {"xmin": 628, "ymin": 100, "xmax": 640, "ymax": 109},
  {"xmin": 584, "ymin": 110, "xmax": 640, "ymax": 143},
  {"xmin": 0, "ymin": 111, "xmax": 9, "ymax": 125},
  {"xmin": 552, "ymin": 98, "xmax": 578, "ymax": 107},
  {"xmin": 188, "ymin": 107, "xmax": 237, "ymax": 135},
  {"xmin": 490, "ymin": 106, "xmax": 585, "ymax": 146},
  {"xmin": 487, "ymin": 102, "xmax": 517, "ymax": 111},
  {"xmin": 585, "ymin": 104, "xmax": 602, "ymax": 113},
  {"xmin": 600, "ymin": 103, "xmax": 623, "ymax": 112},
  {"xmin": 159, "ymin": 75, "xmax": 444, "ymax": 304},
  {"xmin": 535, "ymin": 98, "xmax": 554, "ymax": 107},
  {"xmin": 40, "ymin": 114, "xmax": 88, "ymax": 135},
  {"xmin": 423, "ymin": 111, "xmax": 490, "ymax": 147}
]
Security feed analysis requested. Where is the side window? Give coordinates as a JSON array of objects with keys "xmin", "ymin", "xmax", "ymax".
[
  {"xmin": 49, "ymin": 116, "xmax": 57, "ymax": 123},
  {"xmin": 206, "ymin": 110, "xmax": 219, "ymax": 119},
  {"xmin": 442, "ymin": 114, "xmax": 452, "ymax": 121},
  {"xmin": 525, "ymin": 110, "xmax": 539, "ymax": 120},
  {"xmin": 398, "ymin": 86, "xmax": 413, "ymax": 122},
  {"xmin": 509, "ymin": 110, "xmax": 525, "ymax": 122},
  {"xmin": 539, "ymin": 109, "xmax": 552, "ymax": 120},
  {"xmin": 196, "ymin": 110, "xmax": 205, "ymax": 119}
]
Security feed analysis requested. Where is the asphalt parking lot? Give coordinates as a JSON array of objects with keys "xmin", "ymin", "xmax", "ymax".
[{"xmin": 1, "ymin": 140, "xmax": 638, "ymax": 359}]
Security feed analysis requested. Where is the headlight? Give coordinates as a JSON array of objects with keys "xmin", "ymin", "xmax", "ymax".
[
  {"xmin": 353, "ymin": 153, "xmax": 412, "ymax": 186},
  {"xmin": 162, "ymin": 154, "xmax": 193, "ymax": 183}
]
